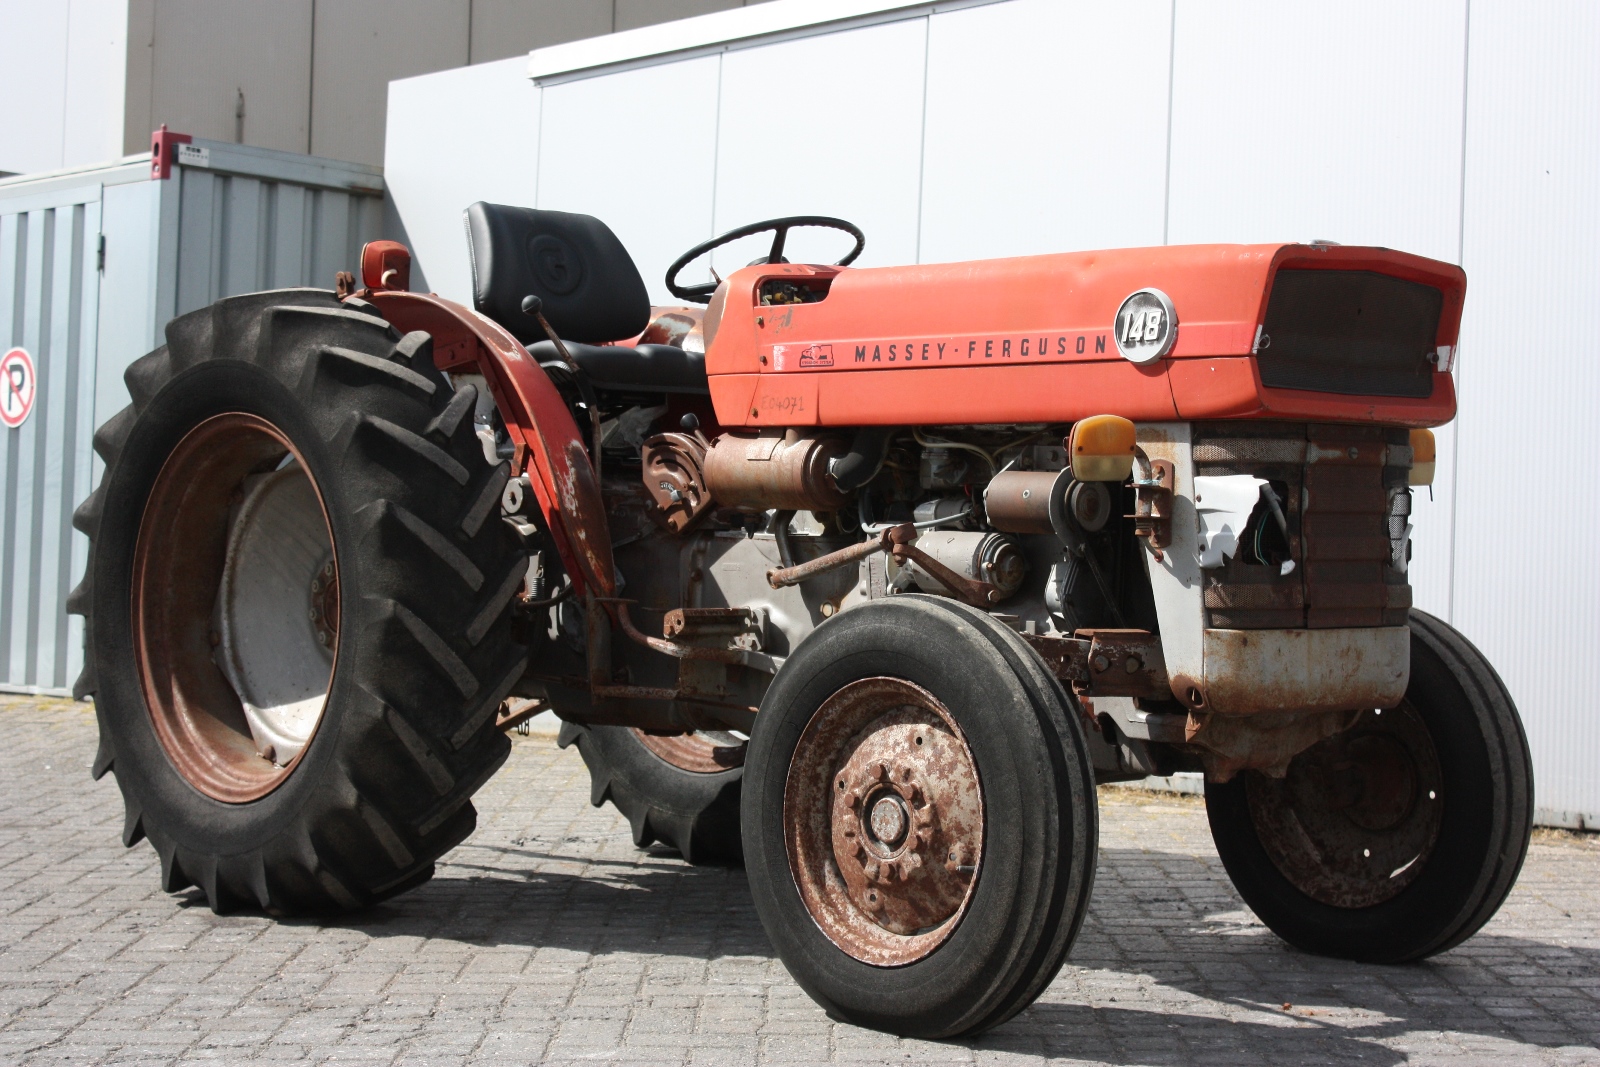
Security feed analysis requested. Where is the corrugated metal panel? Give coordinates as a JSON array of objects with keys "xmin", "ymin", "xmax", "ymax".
[
  {"xmin": 0, "ymin": 186, "xmax": 100, "ymax": 693},
  {"xmin": 163, "ymin": 141, "xmax": 384, "ymax": 323},
  {"xmin": 1454, "ymin": 0, "xmax": 1600, "ymax": 830},
  {"xmin": 0, "ymin": 140, "xmax": 383, "ymax": 695}
]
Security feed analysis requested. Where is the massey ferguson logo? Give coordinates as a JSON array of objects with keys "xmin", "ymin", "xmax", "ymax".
[{"xmin": 1114, "ymin": 288, "xmax": 1177, "ymax": 364}]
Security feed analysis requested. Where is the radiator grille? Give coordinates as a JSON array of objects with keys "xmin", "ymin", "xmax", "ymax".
[
  {"xmin": 1194, "ymin": 422, "xmax": 1412, "ymax": 630},
  {"xmin": 1256, "ymin": 269, "xmax": 1442, "ymax": 399}
]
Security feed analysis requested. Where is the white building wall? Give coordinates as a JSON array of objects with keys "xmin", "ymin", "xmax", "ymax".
[
  {"xmin": 0, "ymin": 0, "xmax": 128, "ymax": 175},
  {"xmin": 384, "ymin": 0, "xmax": 1600, "ymax": 826}
]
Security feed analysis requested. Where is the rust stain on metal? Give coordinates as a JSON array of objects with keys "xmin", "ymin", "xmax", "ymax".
[
  {"xmin": 1185, "ymin": 706, "xmax": 1360, "ymax": 781},
  {"xmin": 768, "ymin": 529, "xmax": 889, "ymax": 589},
  {"xmin": 1019, "ymin": 629, "xmax": 1170, "ymax": 700},
  {"xmin": 1243, "ymin": 703, "xmax": 1442, "ymax": 907},
  {"xmin": 784, "ymin": 677, "xmax": 984, "ymax": 967},
  {"xmin": 642, "ymin": 432, "xmax": 711, "ymax": 532},
  {"xmin": 1196, "ymin": 626, "xmax": 1409, "ymax": 716},
  {"xmin": 888, "ymin": 525, "xmax": 1000, "ymax": 608},
  {"xmin": 637, "ymin": 308, "xmax": 703, "ymax": 348},
  {"xmin": 131, "ymin": 413, "xmax": 335, "ymax": 804},
  {"xmin": 702, "ymin": 431, "xmax": 851, "ymax": 512},
  {"xmin": 983, "ymin": 471, "xmax": 1060, "ymax": 535},
  {"xmin": 631, "ymin": 729, "xmax": 745, "ymax": 773}
]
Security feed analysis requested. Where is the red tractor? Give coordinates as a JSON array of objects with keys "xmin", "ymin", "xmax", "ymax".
[{"xmin": 72, "ymin": 207, "xmax": 1532, "ymax": 1038}]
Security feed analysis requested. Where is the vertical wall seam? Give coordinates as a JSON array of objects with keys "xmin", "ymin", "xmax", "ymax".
[
  {"xmin": 708, "ymin": 53, "xmax": 725, "ymax": 240},
  {"xmin": 1448, "ymin": 0, "xmax": 1471, "ymax": 623},
  {"xmin": 59, "ymin": 0, "xmax": 74, "ymax": 170},
  {"xmin": 307, "ymin": 0, "xmax": 318, "ymax": 154},
  {"xmin": 533, "ymin": 86, "xmax": 546, "ymax": 209},
  {"xmin": 913, "ymin": 15, "xmax": 932, "ymax": 265},
  {"xmin": 1161, "ymin": 0, "xmax": 1178, "ymax": 245}
]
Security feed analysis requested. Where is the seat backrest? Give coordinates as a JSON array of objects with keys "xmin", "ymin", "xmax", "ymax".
[{"xmin": 465, "ymin": 202, "xmax": 650, "ymax": 344}]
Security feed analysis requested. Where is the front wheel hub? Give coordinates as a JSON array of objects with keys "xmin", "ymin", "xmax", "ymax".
[{"xmin": 786, "ymin": 677, "xmax": 984, "ymax": 966}]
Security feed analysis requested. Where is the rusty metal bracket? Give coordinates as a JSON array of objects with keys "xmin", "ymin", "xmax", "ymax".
[
  {"xmin": 1019, "ymin": 628, "xmax": 1170, "ymax": 700},
  {"xmin": 602, "ymin": 598, "xmax": 746, "ymax": 664},
  {"xmin": 1128, "ymin": 455, "xmax": 1174, "ymax": 562},
  {"xmin": 767, "ymin": 528, "xmax": 892, "ymax": 588},
  {"xmin": 887, "ymin": 525, "xmax": 1003, "ymax": 608}
]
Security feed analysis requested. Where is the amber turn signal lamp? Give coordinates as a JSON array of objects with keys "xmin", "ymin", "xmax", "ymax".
[
  {"xmin": 1068, "ymin": 415, "xmax": 1137, "ymax": 483},
  {"xmin": 1409, "ymin": 428, "xmax": 1436, "ymax": 487}
]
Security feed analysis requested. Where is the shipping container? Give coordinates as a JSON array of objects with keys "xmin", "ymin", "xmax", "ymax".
[{"xmin": 0, "ymin": 138, "xmax": 383, "ymax": 696}]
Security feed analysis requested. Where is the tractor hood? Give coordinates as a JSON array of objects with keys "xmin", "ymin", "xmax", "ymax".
[{"xmin": 702, "ymin": 243, "xmax": 1464, "ymax": 430}]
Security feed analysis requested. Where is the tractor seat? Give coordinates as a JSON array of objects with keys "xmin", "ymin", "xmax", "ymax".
[
  {"xmin": 465, "ymin": 202, "xmax": 707, "ymax": 394},
  {"xmin": 526, "ymin": 340, "xmax": 709, "ymax": 395}
]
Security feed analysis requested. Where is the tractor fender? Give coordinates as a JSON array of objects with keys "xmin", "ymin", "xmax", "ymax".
[{"xmin": 366, "ymin": 290, "xmax": 614, "ymax": 597}]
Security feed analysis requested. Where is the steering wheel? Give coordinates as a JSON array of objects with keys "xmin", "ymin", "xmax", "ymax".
[{"xmin": 665, "ymin": 216, "xmax": 865, "ymax": 303}]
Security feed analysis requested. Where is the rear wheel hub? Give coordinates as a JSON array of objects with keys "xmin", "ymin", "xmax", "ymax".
[{"xmin": 133, "ymin": 413, "xmax": 337, "ymax": 802}]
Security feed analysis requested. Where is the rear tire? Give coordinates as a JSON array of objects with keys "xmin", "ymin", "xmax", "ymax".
[
  {"xmin": 743, "ymin": 596, "xmax": 1097, "ymax": 1038},
  {"xmin": 71, "ymin": 289, "xmax": 529, "ymax": 914},
  {"xmin": 559, "ymin": 723, "xmax": 744, "ymax": 865},
  {"xmin": 1206, "ymin": 609, "xmax": 1533, "ymax": 962}
]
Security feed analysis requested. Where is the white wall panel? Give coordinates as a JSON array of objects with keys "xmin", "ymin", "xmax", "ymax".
[
  {"xmin": 919, "ymin": 0, "xmax": 1170, "ymax": 264},
  {"xmin": 1167, "ymin": 0, "xmax": 1467, "ymax": 260},
  {"xmin": 385, "ymin": 57, "xmax": 539, "ymax": 303},
  {"xmin": 0, "ymin": 1, "xmax": 69, "ymax": 174},
  {"xmin": 538, "ymin": 57, "xmax": 720, "ymax": 305},
  {"xmin": 710, "ymin": 19, "xmax": 927, "ymax": 277},
  {"xmin": 1454, "ymin": 0, "xmax": 1600, "ymax": 826}
]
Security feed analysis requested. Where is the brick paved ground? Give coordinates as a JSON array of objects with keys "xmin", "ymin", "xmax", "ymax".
[{"xmin": 1, "ymin": 695, "xmax": 1596, "ymax": 1066}]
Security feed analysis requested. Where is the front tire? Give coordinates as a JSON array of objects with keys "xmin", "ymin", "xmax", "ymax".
[
  {"xmin": 743, "ymin": 596, "xmax": 1097, "ymax": 1039},
  {"xmin": 71, "ymin": 289, "xmax": 529, "ymax": 914},
  {"xmin": 1205, "ymin": 609, "xmax": 1533, "ymax": 962}
]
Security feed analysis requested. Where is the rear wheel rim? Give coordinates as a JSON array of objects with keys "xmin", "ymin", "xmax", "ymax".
[
  {"xmin": 784, "ymin": 677, "xmax": 984, "ymax": 967},
  {"xmin": 132, "ymin": 413, "xmax": 338, "ymax": 802},
  {"xmin": 632, "ymin": 729, "xmax": 746, "ymax": 773},
  {"xmin": 1245, "ymin": 702, "xmax": 1443, "ymax": 908}
]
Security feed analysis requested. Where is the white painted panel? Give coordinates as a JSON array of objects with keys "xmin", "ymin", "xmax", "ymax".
[
  {"xmin": 384, "ymin": 57, "xmax": 540, "ymax": 303},
  {"xmin": 538, "ymin": 57, "xmax": 720, "ymax": 305},
  {"xmin": 1454, "ymin": 0, "xmax": 1600, "ymax": 825},
  {"xmin": 919, "ymin": 0, "xmax": 1171, "ymax": 264},
  {"xmin": 0, "ymin": 1, "xmax": 69, "ymax": 174},
  {"xmin": 1167, "ymin": 0, "xmax": 1467, "ymax": 261},
  {"xmin": 710, "ymin": 18, "xmax": 927, "ymax": 277},
  {"xmin": 62, "ymin": 0, "xmax": 128, "ymax": 169}
]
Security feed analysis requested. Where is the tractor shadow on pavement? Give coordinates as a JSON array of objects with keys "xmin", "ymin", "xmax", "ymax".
[{"xmin": 290, "ymin": 839, "xmax": 1597, "ymax": 1058}]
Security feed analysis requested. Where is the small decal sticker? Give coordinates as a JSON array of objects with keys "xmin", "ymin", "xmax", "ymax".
[
  {"xmin": 799, "ymin": 344, "xmax": 833, "ymax": 368},
  {"xmin": 1, "ymin": 348, "xmax": 35, "ymax": 429},
  {"xmin": 1114, "ymin": 288, "xmax": 1177, "ymax": 364},
  {"xmin": 176, "ymin": 143, "xmax": 210, "ymax": 168}
]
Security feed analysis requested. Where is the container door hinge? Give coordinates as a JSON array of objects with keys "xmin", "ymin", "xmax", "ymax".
[{"xmin": 96, "ymin": 234, "xmax": 105, "ymax": 272}]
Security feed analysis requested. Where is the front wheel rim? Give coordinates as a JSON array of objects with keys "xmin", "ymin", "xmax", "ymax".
[
  {"xmin": 132, "ymin": 413, "xmax": 338, "ymax": 802},
  {"xmin": 1246, "ymin": 702, "xmax": 1443, "ymax": 908},
  {"xmin": 784, "ymin": 677, "xmax": 984, "ymax": 967}
]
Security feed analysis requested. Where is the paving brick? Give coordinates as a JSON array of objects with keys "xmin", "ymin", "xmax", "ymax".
[{"xmin": 2, "ymin": 696, "xmax": 1599, "ymax": 1065}]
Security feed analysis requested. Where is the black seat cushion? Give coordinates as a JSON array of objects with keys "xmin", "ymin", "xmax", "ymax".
[
  {"xmin": 465, "ymin": 202, "xmax": 650, "ymax": 344},
  {"xmin": 527, "ymin": 341, "xmax": 709, "ymax": 395}
]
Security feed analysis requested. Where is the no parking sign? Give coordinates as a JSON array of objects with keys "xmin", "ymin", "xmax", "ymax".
[{"xmin": 1, "ymin": 348, "xmax": 35, "ymax": 429}]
